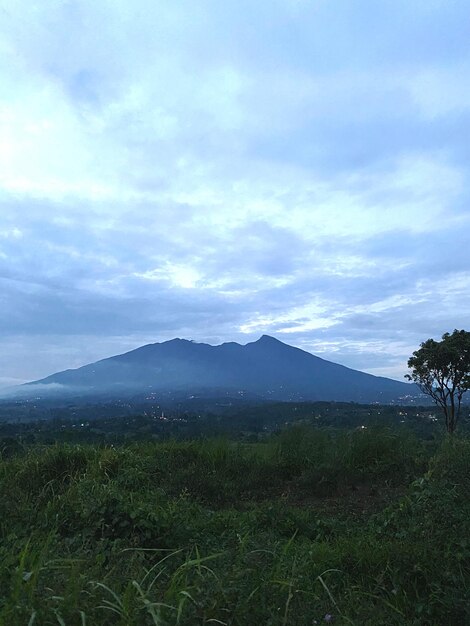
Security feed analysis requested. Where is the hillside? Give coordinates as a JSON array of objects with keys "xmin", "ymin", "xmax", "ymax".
[{"xmin": 25, "ymin": 335, "xmax": 417, "ymax": 403}]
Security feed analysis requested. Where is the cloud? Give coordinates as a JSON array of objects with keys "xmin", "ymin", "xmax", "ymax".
[
  {"xmin": 0, "ymin": 381, "xmax": 74, "ymax": 399},
  {"xmin": 0, "ymin": 0, "xmax": 469, "ymax": 385}
]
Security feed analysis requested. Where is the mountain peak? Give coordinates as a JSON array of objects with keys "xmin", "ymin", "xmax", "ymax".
[
  {"xmin": 257, "ymin": 334, "xmax": 281, "ymax": 344},
  {"xmin": 24, "ymin": 334, "xmax": 416, "ymax": 403}
]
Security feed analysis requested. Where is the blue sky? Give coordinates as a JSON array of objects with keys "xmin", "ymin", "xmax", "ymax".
[{"xmin": 1, "ymin": 0, "xmax": 469, "ymax": 386}]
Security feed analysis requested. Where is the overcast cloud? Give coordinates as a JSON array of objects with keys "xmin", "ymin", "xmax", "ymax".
[{"xmin": 1, "ymin": 0, "xmax": 469, "ymax": 386}]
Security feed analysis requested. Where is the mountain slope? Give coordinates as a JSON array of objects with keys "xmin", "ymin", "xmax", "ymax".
[{"xmin": 25, "ymin": 335, "xmax": 417, "ymax": 403}]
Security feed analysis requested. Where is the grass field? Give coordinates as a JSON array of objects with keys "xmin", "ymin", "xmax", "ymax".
[{"xmin": 1, "ymin": 426, "xmax": 469, "ymax": 625}]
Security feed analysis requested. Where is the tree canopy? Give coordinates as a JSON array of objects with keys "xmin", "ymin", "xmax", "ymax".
[{"xmin": 406, "ymin": 329, "xmax": 470, "ymax": 434}]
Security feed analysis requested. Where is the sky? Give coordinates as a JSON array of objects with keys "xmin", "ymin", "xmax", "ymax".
[{"xmin": 1, "ymin": 0, "xmax": 470, "ymax": 387}]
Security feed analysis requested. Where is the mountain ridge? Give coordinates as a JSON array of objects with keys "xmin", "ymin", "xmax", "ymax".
[{"xmin": 22, "ymin": 335, "xmax": 417, "ymax": 403}]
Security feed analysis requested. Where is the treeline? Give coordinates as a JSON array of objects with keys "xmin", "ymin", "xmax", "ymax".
[{"xmin": 2, "ymin": 400, "xmax": 467, "ymax": 450}]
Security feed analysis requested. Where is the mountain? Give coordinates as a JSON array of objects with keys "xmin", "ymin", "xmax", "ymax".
[{"xmin": 23, "ymin": 335, "xmax": 417, "ymax": 403}]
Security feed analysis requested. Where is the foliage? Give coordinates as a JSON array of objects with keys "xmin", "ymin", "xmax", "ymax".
[
  {"xmin": 406, "ymin": 329, "xmax": 470, "ymax": 433},
  {"xmin": 0, "ymin": 427, "xmax": 469, "ymax": 624}
]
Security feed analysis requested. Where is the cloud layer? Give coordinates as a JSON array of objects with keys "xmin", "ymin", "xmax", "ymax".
[{"xmin": 1, "ymin": 0, "xmax": 469, "ymax": 385}]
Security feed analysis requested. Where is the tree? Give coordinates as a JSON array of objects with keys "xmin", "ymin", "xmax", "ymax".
[{"xmin": 406, "ymin": 329, "xmax": 470, "ymax": 434}]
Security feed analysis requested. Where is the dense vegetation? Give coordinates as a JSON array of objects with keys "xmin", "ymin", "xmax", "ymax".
[
  {"xmin": 1, "ymin": 422, "xmax": 470, "ymax": 625},
  {"xmin": 2, "ymin": 398, "xmax": 465, "ymax": 445}
]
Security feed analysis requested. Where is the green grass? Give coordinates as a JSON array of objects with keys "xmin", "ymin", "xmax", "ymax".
[{"xmin": 0, "ymin": 426, "xmax": 468, "ymax": 625}]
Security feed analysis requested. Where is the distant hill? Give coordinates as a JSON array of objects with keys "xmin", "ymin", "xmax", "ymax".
[{"xmin": 22, "ymin": 335, "xmax": 418, "ymax": 403}]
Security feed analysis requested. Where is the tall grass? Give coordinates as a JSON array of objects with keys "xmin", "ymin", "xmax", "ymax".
[{"xmin": 0, "ymin": 427, "xmax": 468, "ymax": 624}]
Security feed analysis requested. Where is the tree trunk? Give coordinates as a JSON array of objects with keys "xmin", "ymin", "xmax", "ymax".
[{"xmin": 448, "ymin": 401, "xmax": 456, "ymax": 434}]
